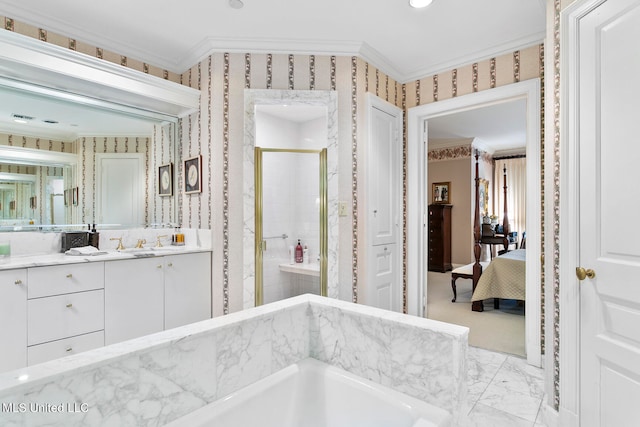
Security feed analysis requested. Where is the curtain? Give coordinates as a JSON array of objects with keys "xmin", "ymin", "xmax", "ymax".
[{"xmin": 494, "ymin": 157, "xmax": 526, "ymax": 245}]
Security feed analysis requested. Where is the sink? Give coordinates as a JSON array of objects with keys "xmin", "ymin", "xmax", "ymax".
[{"xmin": 150, "ymin": 246, "xmax": 188, "ymax": 252}]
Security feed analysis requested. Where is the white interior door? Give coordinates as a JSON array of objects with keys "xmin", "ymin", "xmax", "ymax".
[
  {"xmin": 579, "ymin": 0, "xmax": 640, "ymax": 424},
  {"xmin": 366, "ymin": 95, "xmax": 402, "ymax": 312},
  {"xmin": 96, "ymin": 153, "xmax": 144, "ymax": 226}
]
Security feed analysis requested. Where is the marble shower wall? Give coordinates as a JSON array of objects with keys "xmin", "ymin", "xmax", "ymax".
[
  {"xmin": 0, "ymin": 295, "xmax": 467, "ymax": 427},
  {"xmin": 179, "ymin": 54, "xmax": 402, "ymax": 315}
]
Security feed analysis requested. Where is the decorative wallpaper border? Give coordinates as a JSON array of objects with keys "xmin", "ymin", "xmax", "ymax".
[{"xmin": 428, "ymin": 145, "xmax": 473, "ymax": 162}]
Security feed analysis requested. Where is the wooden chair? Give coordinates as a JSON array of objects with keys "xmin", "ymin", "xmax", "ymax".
[{"xmin": 451, "ymin": 262, "xmax": 489, "ymax": 302}]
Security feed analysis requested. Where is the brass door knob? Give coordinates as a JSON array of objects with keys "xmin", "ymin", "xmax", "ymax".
[{"xmin": 576, "ymin": 267, "xmax": 596, "ymax": 281}]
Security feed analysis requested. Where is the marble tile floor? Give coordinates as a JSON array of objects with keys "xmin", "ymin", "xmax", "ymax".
[{"xmin": 466, "ymin": 346, "xmax": 547, "ymax": 426}]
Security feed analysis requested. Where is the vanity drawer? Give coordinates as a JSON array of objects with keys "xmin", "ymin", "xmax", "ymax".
[
  {"xmin": 28, "ymin": 289, "xmax": 104, "ymax": 346},
  {"xmin": 28, "ymin": 330, "xmax": 104, "ymax": 366},
  {"xmin": 28, "ymin": 262, "xmax": 105, "ymax": 299}
]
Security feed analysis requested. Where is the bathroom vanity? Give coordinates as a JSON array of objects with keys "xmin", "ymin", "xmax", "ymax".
[{"xmin": 0, "ymin": 231, "xmax": 212, "ymax": 374}]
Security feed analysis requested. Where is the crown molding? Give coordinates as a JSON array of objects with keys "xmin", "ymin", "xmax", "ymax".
[
  {"xmin": 0, "ymin": 0, "xmax": 544, "ymax": 85},
  {"xmin": 470, "ymin": 138, "xmax": 496, "ymax": 155},
  {"xmin": 0, "ymin": 30, "xmax": 200, "ymax": 118},
  {"xmin": 399, "ymin": 32, "xmax": 545, "ymax": 83},
  {"xmin": 492, "ymin": 146, "xmax": 526, "ymax": 157}
]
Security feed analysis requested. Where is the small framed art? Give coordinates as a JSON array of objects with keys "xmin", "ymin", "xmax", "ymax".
[
  {"xmin": 432, "ymin": 182, "xmax": 450, "ymax": 204},
  {"xmin": 158, "ymin": 163, "xmax": 173, "ymax": 196},
  {"xmin": 184, "ymin": 155, "xmax": 202, "ymax": 194}
]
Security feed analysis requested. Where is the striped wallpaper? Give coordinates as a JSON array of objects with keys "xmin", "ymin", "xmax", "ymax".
[{"xmin": 2, "ymin": 11, "xmax": 562, "ymax": 410}]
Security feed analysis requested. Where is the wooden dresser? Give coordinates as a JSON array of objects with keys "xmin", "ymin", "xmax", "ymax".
[{"xmin": 428, "ymin": 204, "xmax": 453, "ymax": 272}]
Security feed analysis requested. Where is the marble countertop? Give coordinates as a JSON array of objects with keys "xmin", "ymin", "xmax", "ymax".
[{"xmin": 0, "ymin": 246, "xmax": 212, "ymax": 270}]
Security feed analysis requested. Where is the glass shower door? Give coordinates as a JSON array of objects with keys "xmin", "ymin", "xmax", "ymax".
[{"xmin": 255, "ymin": 148, "xmax": 327, "ymax": 306}]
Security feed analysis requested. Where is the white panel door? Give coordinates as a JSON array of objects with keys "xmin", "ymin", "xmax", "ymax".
[
  {"xmin": 370, "ymin": 244, "xmax": 398, "ymax": 311},
  {"xmin": 96, "ymin": 153, "xmax": 144, "ymax": 226},
  {"xmin": 366, "ymin": 96, "xmax": 402, "ymax": 312},
  {"xmin": 370, "ymin": 106, "xmax": 399, "ymax": 246},
  {"xmin": 579, "ymin": 1, "xmax": 640, "ymax": 425}
]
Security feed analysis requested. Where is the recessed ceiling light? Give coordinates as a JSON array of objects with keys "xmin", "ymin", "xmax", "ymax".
[
  {"xmin": 229, "ymin": 0, "xmax": 244, "ymax": 9},
  {"xmin": 410, "ymin": 0, "xmax": 433, "ymax": 8}
]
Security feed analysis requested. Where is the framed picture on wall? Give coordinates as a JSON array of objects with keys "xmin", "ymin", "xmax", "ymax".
[
  {"xmin": 184, "ymin": 155, "xmax": 202, "ymax": 194},
  {"xmin": 432, "ymin": 182, "xmax": 451, "ymax": 204},
  {"xmin": 478, "ymin": 178, "xmax": 489, "ymax": 216},
  {"xmin": 158, "ymin": 163, "xmax": 173, "ymax": 196}
]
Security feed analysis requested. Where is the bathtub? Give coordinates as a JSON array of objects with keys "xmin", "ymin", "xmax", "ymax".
[{"xmin": 165, "ymin": 358, "xmax": 451, "ymax": 427}]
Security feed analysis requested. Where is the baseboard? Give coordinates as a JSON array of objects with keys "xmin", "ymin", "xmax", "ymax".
[{"xmin": 540, "ymin": 403, "xmax": 560, "ymax": 427}]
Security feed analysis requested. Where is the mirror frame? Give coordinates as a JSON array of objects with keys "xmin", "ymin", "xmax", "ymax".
[{"xmin": 0, "ymin": 30, "xmax": 201, "ymax": 230}]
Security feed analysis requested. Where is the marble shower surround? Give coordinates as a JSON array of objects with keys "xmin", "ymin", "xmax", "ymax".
[
  {"xmin": 0, "ymin": 295, "xmax": 467, "ymax": 427},
  {"xmin": 243, "ymin": 89, "xmax": 339, "ymax": 308}
]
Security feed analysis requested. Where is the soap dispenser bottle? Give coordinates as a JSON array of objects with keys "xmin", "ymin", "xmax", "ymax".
[
  {"xmin": 295, "ymin": 239, "xmax": 303, "ymax": 263},
  {"xmin": 303, "ymin": 244, "xmax": 309, "ymax": 264},
  {"xmin": 88, "ymin": 224, "xmax": 100, "ymax": 249}
]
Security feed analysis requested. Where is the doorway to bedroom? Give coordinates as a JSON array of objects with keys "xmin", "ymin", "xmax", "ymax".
[{"xmin": 407, "ymin": 80, "xmax": 541, "ymax": 366}]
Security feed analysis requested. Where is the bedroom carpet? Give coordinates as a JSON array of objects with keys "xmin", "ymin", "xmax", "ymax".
[{"xmin": 426, "ymin": 270, "xmax": 526, "ymax": 357}]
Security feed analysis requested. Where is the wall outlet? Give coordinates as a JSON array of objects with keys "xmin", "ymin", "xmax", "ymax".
[{"xmin": 338, "ymin": 201, "xmax": 349, "ymax": 217}]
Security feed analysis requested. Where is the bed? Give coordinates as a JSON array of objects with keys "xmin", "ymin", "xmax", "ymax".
[
  {"xmin": 467, "ymin": 151, "xmax": 524, "ymax": 312},
  {"xmin": 471, "ymin": 249, "xmax": 526, "ymax": 302}
]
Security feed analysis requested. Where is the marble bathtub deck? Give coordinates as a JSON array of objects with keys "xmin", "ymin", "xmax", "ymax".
[{"xmin": 467, "ymin": 346, "xmax": 547, "ymax": 426}]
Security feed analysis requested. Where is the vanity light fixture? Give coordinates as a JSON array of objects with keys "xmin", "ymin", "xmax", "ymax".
[
  {"xmin": 409, "ymin": 0, "xmax": 433, "ymax": 8},
  {"xmin": 229, "ymin": 0, "xmax": 244, "ymax": 9}
]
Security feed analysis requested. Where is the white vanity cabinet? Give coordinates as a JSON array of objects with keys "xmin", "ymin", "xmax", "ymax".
[
  {"xmin": 104, "ymin": 257, "xmax": 165, "ymax": 345},
  {"xmin": 164, "ymin": 252, "xmax": 212, "ymax": 330},
  {"xmin": 26, "ymin": 263, "xmax": 105, "ymax": 366},
  {"xmin": 0, "ymin": 269, "xmax": 27, "ymax": 372},
  {"xmin": 105, "ymin": 252, "xmax": 213, "ymax": 344},
  {"xmin": 0, "ymin": 250, "xmax": 212, "ymax": 371}
]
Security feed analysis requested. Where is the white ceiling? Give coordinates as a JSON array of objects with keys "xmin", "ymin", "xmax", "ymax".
[
  {"xmin": 0, "ymin": 0, "xmax": 542, "ymax": 145},
  {"xmin": 428, "ymin": 98, "xmax": 527, "ymax": 154},
  {"xmin": 0, "ymin": 0, "xmax": 546, "ymax": 83}
]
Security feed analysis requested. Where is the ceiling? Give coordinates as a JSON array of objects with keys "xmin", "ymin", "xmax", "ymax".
[
  {"xmin": 428, "ymin": 98, "xmax": 527, "ymax": 155},
  {"xmin": 0, "ymin": 0, "xmax": 541, "ymax": 147},
  {"xmin": 0, "ymin": 0, "xmax": 546, "ymax": 83}
]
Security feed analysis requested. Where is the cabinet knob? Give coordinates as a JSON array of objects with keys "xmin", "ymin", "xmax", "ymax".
[
  {"xmin": 66, "ymin": 274, "xmax": 73, "ymax": 278},
  {"xmin": 157, "ymin": 265, "xmax": 163, "ymax": 269},
  {"xmin": 14, "ymin": 279, "xmax": 22, "ymax": 285},
  {"xmin": 167, "ymin": 262, "xmax": 173, "ymax": 267},
  {"xmin": 66, "ymin": 303, "xmax": 73, "ymax": 308},
  {"xmin": 66, "ymin": 347, "xmax": 73, "ymax": 352}
]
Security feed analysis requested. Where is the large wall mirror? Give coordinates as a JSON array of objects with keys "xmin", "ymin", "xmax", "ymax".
[{"xmin": 0, "ymin": 30, "xmax": 200, "ymax": 231}]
